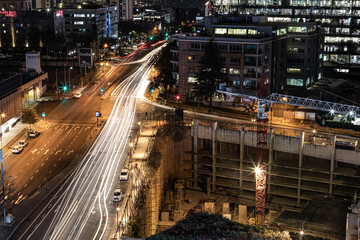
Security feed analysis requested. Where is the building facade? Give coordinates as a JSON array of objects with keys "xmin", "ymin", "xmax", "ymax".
[
  {"xmin": 60, "ymin": 2, "xmax": 118, "ymax": 45},
  {"xmin": 171, "ymin": 17, "xmax": 322, "ymax": 97},
  {"xmin": 208, "ymin": 0, "xmax": 360, "ymax": 78}
]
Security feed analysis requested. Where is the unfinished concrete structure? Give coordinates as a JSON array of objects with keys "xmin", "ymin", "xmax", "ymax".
[{"xmin": 187, "ymin": 120, "xmax": 360, "ymax": 211}]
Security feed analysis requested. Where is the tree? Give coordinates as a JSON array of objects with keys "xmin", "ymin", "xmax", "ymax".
[
  {"xmin": 21, "ymin": 108, "xmax": 39, "ymax": 130},
  {"xmin": 194, "ymin": 39, "xmax": 227, "ymax": 112},
  {"xmin": 153, "ymin": 68, "xmax": 176, "ymax": 100}
]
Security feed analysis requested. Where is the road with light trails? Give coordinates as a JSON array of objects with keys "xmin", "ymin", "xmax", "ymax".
[{"xmin": 12, "ymin": 43, "xmax": 166, "ymax": 240}]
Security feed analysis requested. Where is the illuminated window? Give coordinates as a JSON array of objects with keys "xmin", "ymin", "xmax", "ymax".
[
  {"xmin": 228, "ymin": 28, "xmax": 246, "ymax": 35},
  {"xmin": 277, "ymin": 28, "xmax": 287, "ymax": 36},
  {"xmin": 74, "ymin": 21, "xmax": 84, "ymax": 25},
  {"xmin": 74, "ymin": 14, "xmax": 86, "ymax": 17},
  {"xmin": 214, "ymin": 28, "xmax": 227, "ymax": 34},
  {"xmin": 287, "ymin": 68, "xmax": 302, "ymax": 73},
  {"xmin": 229, "ymin": 68, "xmax": 240, "ymax": 75},
  {"xmin": 248, "ymin": 29, "xmax": 257, "ymax": 35},
  {"xmin": 288, "ymin": 26, "xmax": 307, "ymax": 33},
  {"xmin": 286, "ymin": 78, "xmax": 303, "ymax": 86},
  {"xmin": 187, "ymin": 77, "xmax": 197, "ymax": 83}
]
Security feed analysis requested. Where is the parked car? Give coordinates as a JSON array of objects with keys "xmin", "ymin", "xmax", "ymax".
[
  {"xmin": 28, "ymin": 130, "xmax": 40, "ymax": 138},
  {"xmin": 113, "ymin": 188, "xmax": 124, "ymax": 202},
  {"xmin": 19, "ymin": 139, "xmax": 28, "ymax": 148},
  {"xmin": 12, "ymin": 146, "xmax": 23, "ymax": 154},
  {"xmin": 73, "ymin": 93, "xmax": 82, "ymax": 98},
  {"xmin": 119, "ymin": 168, "xmax": 129, "ymax": 181}
]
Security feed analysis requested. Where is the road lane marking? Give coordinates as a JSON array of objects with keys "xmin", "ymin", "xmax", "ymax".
[
  {"xmin": 26, "ymin": 162, "xmax": 30, "ymax": 166},
  {"xmin": 58, "ymin": 158, "xmax": 61, "ymax": 161},
  {"xmin": 30, "ymin": 176, "xmax": 33, "ymax": 180},
  {"xmin": 67, "ymin": 150, "xmax": 74, "ymax": 155},
  {"xmin": 65, "ymin": 126, "xmax": 69, "ymax": 130},
  {"xmin": 55, "ymin": 150, "xmax": 62, "ymax": 155},
  {"xmin": 49, "ymin": 170, "xmax": 52, "ymax": 174},
  {"xmin": 24, "ymin": 183, "xmax": 27, "ymax": 188},
  {"xmin": 54, "ymin": 164, "xmax": 56, "ymax": 168},
  {"xmin": 31, "ymin": 149, "xmax": 37, "ymax": 154},
  {"xmin": 44, "ymin": 149, "xmax": 49, "ymax": 155},
  {"xmin": 41, "ymin": 163, "xmax": 44, "ymax": 167},
  {"xmin": 36, "ymin": 170, "xmax": 39, "ymax": 174},
  {"xmin": 45, "ymin": 157, "xmax": 49, "ymax": 161},
  {"xmin": 20, "ymin": 169, "xmax": 23, "ymax": 173}
]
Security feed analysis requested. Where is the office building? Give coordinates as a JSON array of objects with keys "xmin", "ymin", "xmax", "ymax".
[
  {"xmin": 208, "ymin": 0, "xmax": 360, "ymax": 78},
  {"xmin": 171, "ymin": 16, "xmax": 323, "ymax": 97},
  {"xmin": 59, "ymin": 2, "xmax": 118, "ymax": 45}
]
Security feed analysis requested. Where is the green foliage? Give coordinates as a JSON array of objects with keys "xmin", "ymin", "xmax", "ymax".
[
  {"xmin": 153, "ymin": 69, "xmax": 176, "ymax": 100},
  {"xmin": 21, "ymin": 108, "xmax": 39, "ymax": 130},
  {"xmin": 127, "ymin": 220, "xmax": 140, "ymax": 238},
  {"xmin": 156, "ymin": 118, "xmax": 187, "ymax": 142},
  {"xmin": 194, "ymin": 38, "xmax": 227, "ymax": 112},
  {"xmin": 147, "ymin": 213, "xmax": 291, "ymax": 240}
]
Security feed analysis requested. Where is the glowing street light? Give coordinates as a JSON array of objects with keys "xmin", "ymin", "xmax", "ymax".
[{"xmin": 330, "ymin": 109, "xmax": 335, "ymax": 114}]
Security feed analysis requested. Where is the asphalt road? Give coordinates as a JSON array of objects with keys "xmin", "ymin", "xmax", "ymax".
[{"xmin": 6, "ymin": 43, "xmax": 165, "ymax": 240}]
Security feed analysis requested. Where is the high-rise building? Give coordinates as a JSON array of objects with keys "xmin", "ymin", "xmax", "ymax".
[
  {"xmin": 120, "ymin": 0, "xmax": 133, "ymax": 20},
  {"xmin": 208, "ymin": 0, "xmax": 360, "ymax": 78},
  {"xmin": 0, "ymin": 0, "xmax": 32, "ymax": 10}
]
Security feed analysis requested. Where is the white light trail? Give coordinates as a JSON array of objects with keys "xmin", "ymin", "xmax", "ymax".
[{"xmin": 37, "ymin": 44, "xmax": 166, "ymax": 240}]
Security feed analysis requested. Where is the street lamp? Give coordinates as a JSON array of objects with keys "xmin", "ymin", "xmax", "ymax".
[{"xmin": 0, "ymin": 113, "xmax": 6, "ymax": 224}]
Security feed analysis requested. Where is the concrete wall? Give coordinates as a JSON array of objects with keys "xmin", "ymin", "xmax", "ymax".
[{"xmin": 192, "ymin": 123, "xmax": 360, "ymax": 165}]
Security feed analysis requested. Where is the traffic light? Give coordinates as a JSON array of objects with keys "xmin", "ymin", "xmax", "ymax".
[
  {"xmin": 176, "ymin": 95, "xmax": 180, "ymax": 100},
  {"xmin": 42, "ymin": 112, "xmax": 46, "ymax": 118},
  {"xmin": 165, "ymin": 37, "xmax": 169, "ymax": 40},
  {"xmin": 150, "ymin": 88, "xmax": 154, "ymax": 93},
  {"xmin": 63, "ymin": 86, "xmax": 68, "ymax": 91},
  {"xmin": 165, "ymin": 32, "xmax": 169, "ymax": 37},
  {"xmin": 101, "ymin": 88, "xmax": 104, "ymax": 95},
  {"xmin": 149, "ymin": 36, "xmax": 154, "ymax": 41}
]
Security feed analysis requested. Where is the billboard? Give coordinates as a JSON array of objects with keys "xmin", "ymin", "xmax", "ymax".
[{"xmin": 79, "ymin": 48, "xmax": 93, "ymax": 67}]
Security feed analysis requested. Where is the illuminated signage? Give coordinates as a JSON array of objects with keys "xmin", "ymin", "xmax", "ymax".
[
  {"xmin": 56, "ymin": 10, "xmax": 63, "ymax": 17},
  {"xmin": 0, "ymin": 11, "xmax": 17, "ymax": 17}
]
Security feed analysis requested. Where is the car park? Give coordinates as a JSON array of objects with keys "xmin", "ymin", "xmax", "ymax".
[
  {"xmin": 113, "ymin": 188, "xmax": 124, "ymax": 202},
  {"xmin": 28, "ymin": 130, "xmax": 40, "ymax": 138},
  {"xmin": 119, "ymin": 168, "xmax": 129, "ymax": 181},
  {"xmin": 19, "ymin": 139, "xmax": 28, "ymax": 148},
  {"xmin": 12, "ymin": 146, "xmax": 23, "ymax": 154}
]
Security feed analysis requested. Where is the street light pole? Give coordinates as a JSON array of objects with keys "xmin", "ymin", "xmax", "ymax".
[{"xmin": 0, "ymin": 113, "xmax": 6, "ymax": 224}]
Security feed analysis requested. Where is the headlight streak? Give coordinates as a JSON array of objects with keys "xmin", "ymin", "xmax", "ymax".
[{"xmin": 36, "ymin": 44, "xmax": 167, "ymax": 240}]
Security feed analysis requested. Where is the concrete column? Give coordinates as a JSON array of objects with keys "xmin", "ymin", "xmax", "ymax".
[
  {"xmin": 329, "ymin": 135, "xmax": 337, "ymax": 195},
  {"xmin": 268, "ymin": 129, "xmax": 275, "ymax": 193},
  {"xmin": 212, "ymin": 122, "xmax": 218, "ymax": 192},
  {"xmin": 193, "ymin": 120, "xmax": 198, "ymax": 188},
  {"xmin": 239, "ymin": 126, "xmax": 245, "ymax": 195},
  {"xmin": 238, "ymin": 205, "xmax": 247, "ymax": 224},
  {"xmin": 297, "ymin": 131, "xmax": 305, "ymax": 207}
]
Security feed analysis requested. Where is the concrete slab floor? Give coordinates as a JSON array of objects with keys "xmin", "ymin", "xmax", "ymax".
[{"xmin": 275, "ymin": 196, "xmax": 349, "ymax": 239}]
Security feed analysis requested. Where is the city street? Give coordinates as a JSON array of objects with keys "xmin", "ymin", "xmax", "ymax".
[{"xmin": 6, "ymin": 44, "xmax": 165, "ymax": 240}]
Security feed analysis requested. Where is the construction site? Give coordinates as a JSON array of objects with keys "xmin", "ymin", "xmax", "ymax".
[{"xmin": 135, "ymin": 111, "xmax": 360, "ymax": 239}]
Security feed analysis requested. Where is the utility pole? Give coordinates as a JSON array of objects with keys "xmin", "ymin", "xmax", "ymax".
[
  {"xmin": 55, "ymin": 69, "xmax": 58, "ymax": 99},
  {"xmin": 63, "ymin": 65, "xmax": 67, "ymax": 96}
]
